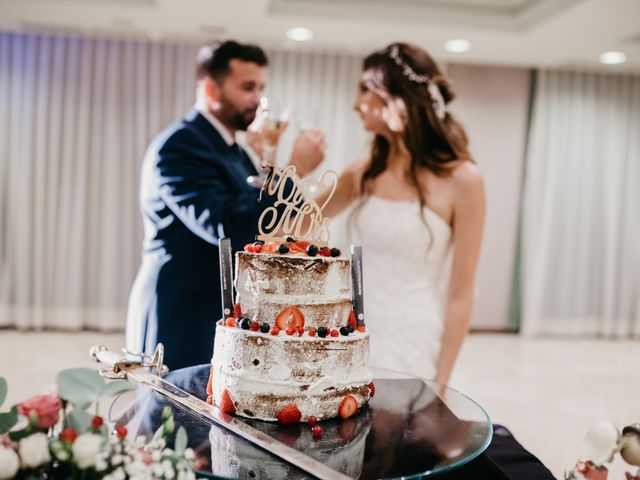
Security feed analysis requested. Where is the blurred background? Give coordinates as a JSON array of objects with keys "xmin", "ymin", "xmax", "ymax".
[{"xmin": 0, "ymin": 0, "xmax": 639, "ymax": 477}]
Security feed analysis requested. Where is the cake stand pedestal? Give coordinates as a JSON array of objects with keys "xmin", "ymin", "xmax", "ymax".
[{"xmin": 107, "ymin": 365, "xmax": 492, "ymax": 479}]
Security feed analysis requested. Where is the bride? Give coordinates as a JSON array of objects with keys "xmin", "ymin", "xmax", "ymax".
[{"xmin": 318, "ymin": 42, "xmax": 485, "ymax": 385}]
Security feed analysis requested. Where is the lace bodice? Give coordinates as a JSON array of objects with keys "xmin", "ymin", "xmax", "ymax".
[{"xmin": 349, "ymin": 195, "xmax": 452, "ymax": 379}]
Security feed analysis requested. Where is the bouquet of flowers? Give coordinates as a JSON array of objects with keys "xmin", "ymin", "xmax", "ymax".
[{"xmin": 0, "ymin": 369, "xmax": 196, "ymax": 479}]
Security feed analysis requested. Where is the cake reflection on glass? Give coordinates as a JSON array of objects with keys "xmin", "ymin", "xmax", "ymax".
[{"xmin": 208, "ymin": 409, "xmax": 371, "ymax": 479}]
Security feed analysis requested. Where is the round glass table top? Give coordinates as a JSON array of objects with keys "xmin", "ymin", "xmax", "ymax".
[{"xmin": 108, "ymin": 365, "xmax": 492, "ymax": 480}]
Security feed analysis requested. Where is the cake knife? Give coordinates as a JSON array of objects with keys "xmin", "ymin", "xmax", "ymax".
[
  {"xmin": 350, "ymin": 245, "xmax": 366, "ymax": 328},
  {"xmin": 219, "ymin": 237, "xmax": 234, "ymax": 319},
  {"xmin": 91, "ymin": 345, "xmax": 352, "ymax": 480}
]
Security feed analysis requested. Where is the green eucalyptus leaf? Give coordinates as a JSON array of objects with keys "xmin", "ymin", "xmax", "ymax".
[
  {"xmin": 152, "ymin": 425, "xmax": 164, "ymax": 442},
  {"xmin": 0, "ymin": 377, "xmax": 7, "ymax": 408},
  {"xmin": 66, "ymin": 408, "xmax": 93, "ymax": 434},
  {"xmin": 57, "ymin": 368, "xmax": 104, "ymax": 409},
  {"xmin": 164, "ymin": 414, "xmax": 175, "ymax": 435},
  {"xmin": 8, "ymin": 418, "xmax": 32, "ymax": 441},
  {"xmin": 100, "ymin": 380, "xmax": 136, "ymax": 399},
  {"xmin": 0, "ymin": 410, "xmax": 17, "ymax": 434},
  {"xmin": 174, "ymin": 426, "xmax": 188, "ymax": 455},
  {"xmin": 161, "ymin": 406, "xmax": 172, "ymax": 422}
]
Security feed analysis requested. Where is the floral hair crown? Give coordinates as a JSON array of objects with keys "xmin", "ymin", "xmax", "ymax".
[{"xmin": 388, "ymin": 44, "xmax": 446, "ymax": 120}]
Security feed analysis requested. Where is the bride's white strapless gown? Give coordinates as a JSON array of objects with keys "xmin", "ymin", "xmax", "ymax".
[{"xmin": 350, "ymin": 195, "xmax": 452, "ymax": 380}]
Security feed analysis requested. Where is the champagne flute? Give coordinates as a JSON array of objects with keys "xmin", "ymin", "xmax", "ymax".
[
  {"xmin": 251, "ymin": 97, "xmax": 290, "ymax": 197},
  {"xmin": 260, "ymin": 98, "xmax": 290, "ymax": 166}
]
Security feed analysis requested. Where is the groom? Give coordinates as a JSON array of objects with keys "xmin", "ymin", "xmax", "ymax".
[{"xmin": 126, "ymin": 40, "xmax": 324, "ymax": 371}]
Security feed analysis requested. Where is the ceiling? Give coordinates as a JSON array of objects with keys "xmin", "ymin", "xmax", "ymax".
[{"xmin": 1, "ymin": 0, "xmax": 639, "ymax": 71}]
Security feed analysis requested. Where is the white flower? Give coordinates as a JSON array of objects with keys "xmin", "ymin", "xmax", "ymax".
[
  {"xmin": 153, "ymin": 462, "xmax": 165, "ymax": 476},
  {"xmin": 0, "ymin": 446, "xmax": 20, "ymax": 480},
  {"xmin": 113, "ymin": 467, "xmax": 126, "ymax": 480},
  {"xmin": 163, "ymin": 459, "xmax": 175, "ymax": 478},
  {"xmin": 184, "ymin": 448, "xmax": 195, "ymax": 461},
  {"xmin": 95, "ymin": 458, "xmax": 108, "ymax": 471},
  {"xmin": 72, "ymin": 433, "xmax": 103, "ymax": 469},
  {"xmin": 18, "ymin": 432, "xmax": 51, "ymax": 468}
]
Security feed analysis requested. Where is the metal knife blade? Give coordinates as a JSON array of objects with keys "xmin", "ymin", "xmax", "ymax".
[
  {"xmin": 219, "ymin": 237, "xmax": 234, "ymax": 319},
  {"xmin": 350, "ymin": 245, "xmax": 365, "ymax": 328}
]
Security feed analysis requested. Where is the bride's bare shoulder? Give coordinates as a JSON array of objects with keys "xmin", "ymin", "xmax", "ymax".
[
  {"xmin": 446, "ymin": 160, "xmax": 484, "ymax": 213},
  {"xmin": 449, "ymin": 160, "xmax": 483, "ymax": 189}
]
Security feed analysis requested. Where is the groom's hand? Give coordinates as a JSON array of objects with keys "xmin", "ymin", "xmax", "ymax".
[{"xmin": 288, "ymin": 129, "xmax": 326, "ymax": 177}]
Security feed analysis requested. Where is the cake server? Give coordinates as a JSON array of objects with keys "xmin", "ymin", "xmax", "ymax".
[
  {"xmin": 350, "ymin": 245, "xmax": 366, "ymax": 328},
  {"xmin": 219, "ymin": 237, "xmax": 234, "ymax": 319},
  {"xmin": 90, "ymin": 345, "xmax": 351, "ymax": 480}
]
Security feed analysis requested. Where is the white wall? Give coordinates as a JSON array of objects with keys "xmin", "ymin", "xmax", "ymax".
[{"xmin": 447, "ymin": 63, "xmax": 531, "ymax": 330}]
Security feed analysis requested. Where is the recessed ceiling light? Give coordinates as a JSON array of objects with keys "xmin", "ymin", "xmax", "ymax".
[
  {"xmin": 286, "ymin": 27, "xmax": 313, "ymax": 42},
  {"xmin": 598, "ymin": 51, "xmax": 627, "ymax": 65},
  {"xmin": 444, "ymin": 39, "xmax": 471, "ymax": 53}
]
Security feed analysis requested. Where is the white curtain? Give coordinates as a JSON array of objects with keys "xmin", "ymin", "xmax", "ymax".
[
  {"xmin": 0, "ymin": 31, "xmax": 368, "ymax": 330},
  {"xmin": 521, "ymin": 69, "xmax": 640, "ymax": 337}
]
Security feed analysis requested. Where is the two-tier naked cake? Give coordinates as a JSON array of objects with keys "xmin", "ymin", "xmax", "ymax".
[
  {"xmin": 207, "ymin": 166, "xmax": 373, "ymax": 425},
  {"xmin": 209, "ymin": 241, "xmax": 372, "ymax": 423}
]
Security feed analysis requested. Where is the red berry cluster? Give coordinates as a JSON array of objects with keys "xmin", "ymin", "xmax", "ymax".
[
  {"xmin": 224, "ymin": 305, "xmax": 270, "ymax": 332},
  {"xmin": 225, "ymin": 304, "xmax": 360, "ymax": 341},
  {"xmin": 307, "ymin": 416, "xmax": 323, "ymax": 439},
  {"xmin": 242, "ymin": 240, "xmax": 342, "ymax": 258},
  {"xmin": 244, "ymin": 241, "xmax": 264, "ymax": 253}
]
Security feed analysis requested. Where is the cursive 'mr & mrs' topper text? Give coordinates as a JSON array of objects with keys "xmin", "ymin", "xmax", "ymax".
[{"xmin": 257, "ymin": 166, "xmax": 337, "ymax": 247}]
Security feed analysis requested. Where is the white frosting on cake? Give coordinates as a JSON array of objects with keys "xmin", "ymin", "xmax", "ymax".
[
  {"xmin": 211, "ymin": 250, "xmax": 372, "ymax": 422},
  {"xmin": 235, "ymin": 253, "xmax": 353, "ymax": 329},
  {"xmin": 211, "ymin": 321, "xmax": 372, "ymax": 421}
]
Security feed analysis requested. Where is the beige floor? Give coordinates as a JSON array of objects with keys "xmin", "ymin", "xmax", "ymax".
[{"xmin": 1, "ymin": 330, "xmax": 638, "ymax": 479}]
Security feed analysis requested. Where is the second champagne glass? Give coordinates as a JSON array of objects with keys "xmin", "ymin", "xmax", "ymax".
[{"xmin": 259, "ymin": 97, "xmax": 290, "ymax": 168}]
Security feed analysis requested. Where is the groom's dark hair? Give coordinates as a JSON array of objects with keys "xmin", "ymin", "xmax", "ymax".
[{"xmin": 196, "ymin": 40, "xmax": 268, "ymax": 82}]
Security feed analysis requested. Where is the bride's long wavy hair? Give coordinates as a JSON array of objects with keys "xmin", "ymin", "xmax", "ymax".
[{"xmin": 352, "ymin": 42, "xmax": 472, "ymax": 231}]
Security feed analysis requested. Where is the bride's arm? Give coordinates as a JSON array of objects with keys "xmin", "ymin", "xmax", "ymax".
[
  {"xmin": 435, "ymin": 161, "xmax": 485, "ymax": 385},
  {"xmin": 315, "ymin": 159, "xmax": 368, "ymax": 219}
]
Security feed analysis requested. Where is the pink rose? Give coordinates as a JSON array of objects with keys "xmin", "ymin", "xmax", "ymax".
[{"xmin": 17, "ymin": 394, "xmax": 62, "ymax": 429}]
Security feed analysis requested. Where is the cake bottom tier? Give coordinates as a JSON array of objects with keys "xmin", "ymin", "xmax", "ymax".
[{"xmin": 211, "ymin": 321, "xmax": 372, "ymax": 422}]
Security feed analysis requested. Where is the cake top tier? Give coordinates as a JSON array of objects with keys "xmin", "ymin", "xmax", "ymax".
[
  {"xmin": 236, "ymin": 249, "xmax": 350, "ymax": 295},
  {"xmin": 235, "ymin": 247, "xmax": 354, "ymax": 330}
]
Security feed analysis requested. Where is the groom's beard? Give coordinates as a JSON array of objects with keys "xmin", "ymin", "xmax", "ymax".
[
  {"xmin": 229, "ymin": 109, "xmax": 257, "ymax": 131},
  {"xmin": 218, "ymin": 93, "xmax": 258, "ymax": 131}
]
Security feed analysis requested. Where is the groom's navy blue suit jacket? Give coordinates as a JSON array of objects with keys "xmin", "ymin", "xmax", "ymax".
[{"xmin": 126, "ymin": 108, "xmax": 272, "ymax": 370}]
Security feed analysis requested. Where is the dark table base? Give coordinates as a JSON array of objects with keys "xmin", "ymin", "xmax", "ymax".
[{"xmin": 440, "ymin": 424, "xmax": 556, "ymax": 479}]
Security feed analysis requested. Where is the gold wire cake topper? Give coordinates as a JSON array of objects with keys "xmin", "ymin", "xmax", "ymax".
[{"xmin": 257, "ymin": 166, "xmax": 337, "ymax": 247}]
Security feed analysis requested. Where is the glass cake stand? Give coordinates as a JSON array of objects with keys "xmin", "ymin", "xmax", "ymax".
[{"xmin": 108, "ymin": 365, "xmax": 492, "ymax": 479}]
